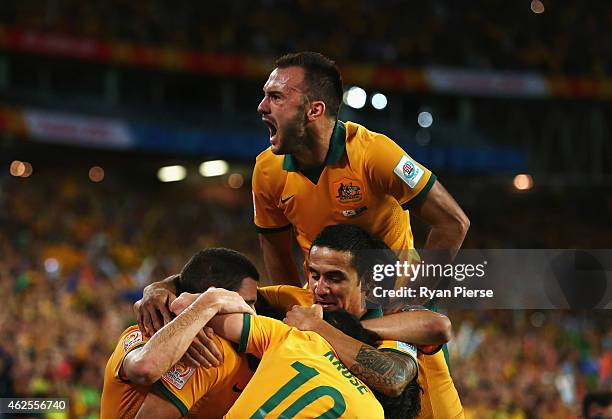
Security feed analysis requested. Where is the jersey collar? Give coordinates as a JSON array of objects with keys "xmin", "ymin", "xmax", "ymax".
[
  {"xmin": 282, "ymin": 120, "xmax": 347, "ymax": 184},
  {"xmin": 360, "ymin": 306, "xmax": 384, "ymax": 320}
]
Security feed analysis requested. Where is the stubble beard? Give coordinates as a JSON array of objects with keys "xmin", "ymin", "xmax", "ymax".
[{"xmin": 273, "ymin": 106, "xmax": 310, "ymax": 156}]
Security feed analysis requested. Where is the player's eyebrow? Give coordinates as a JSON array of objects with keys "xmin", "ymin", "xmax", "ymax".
[
  {"xmin": 309, "ymin": 266, "xmax": 348, "ymax": 278},
  {"xmin": 324, "ymin": 269, "xmax": 348, "ymax": 280}
]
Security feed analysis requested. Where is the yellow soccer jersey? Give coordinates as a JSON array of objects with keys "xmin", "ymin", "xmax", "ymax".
[
  {"xmin": 252, "ymin": 120, "xmax": 436, "ymax": 257},
  {"xmin": 258, "ymin": 285, "xmax": 462, "ymax": 418},
  {"xmin": 100, "ymin": 325, "xmax": 254, "ymax": 419},
  {"xmin": 416, "ymin": 350, "xmax": 464, "ymax": 419},
  {"xmin": 225, "ymin": 314, "xmax": 385, "ymax": 419},
  {"xmin": 257, "ymin": 285, "xmax": 313, "ymax": 313}
]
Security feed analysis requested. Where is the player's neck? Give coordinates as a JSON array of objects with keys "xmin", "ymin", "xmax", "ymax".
[{"xmin": 293, "ymin": 120, "xmax": 335, "ymax": 169}]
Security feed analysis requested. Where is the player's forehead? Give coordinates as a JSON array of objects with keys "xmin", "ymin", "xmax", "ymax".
[
  {"xmin": 308, "ymin": 246, "xmax": 355, "ymax": 276},
  {"xmin": 263, "ymin": 66, "xmax": 305, "ymax": 94}
]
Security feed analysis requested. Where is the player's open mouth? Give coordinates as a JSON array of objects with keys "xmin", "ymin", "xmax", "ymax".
[{"xmin": 262, "ymin": 118, "xmax": 277, "ymax": 139}]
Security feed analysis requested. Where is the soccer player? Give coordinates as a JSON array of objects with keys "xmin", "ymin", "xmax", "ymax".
[
  {"xmin": 136, "ymin": 224, "xmax": 460, "ymax": 417},
  {"xmin": 252, "ymin": 51, "xmax": 469, "ymax": 286},
  {"xmin": 259, "ymin": 224, "xmax": 464, "ymax": 419},
  {"xmin": 168, "ymin": 296, "xmax": 420, "ymax": 418},
  {"xmin": 100, "ymin": 248, "xmax": 259, "ymax": 419}
]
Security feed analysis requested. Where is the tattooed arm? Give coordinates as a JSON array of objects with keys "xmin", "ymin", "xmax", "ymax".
[
  {"xmin": 285, "ymin": 306, "xmax": 417, "ymax": 397},
  {"xmin": 312, "ymin": 320, "xmax": 416, "ymax": 396}
]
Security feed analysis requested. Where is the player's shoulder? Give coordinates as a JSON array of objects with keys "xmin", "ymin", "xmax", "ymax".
[
  {"xmin": 255, "ymin": 147, "xmax": 283, "ymax": 167},
  {"xmin": 115, "ymin": 325, "xmax": 147, "ymax": 354},
  {"xmin": 344, "ymin": 121, "xmax": 395, "ymax": 150},
  {"xmin": 253, "ymin": 148, "xmax": 287, "ymax": 192}
]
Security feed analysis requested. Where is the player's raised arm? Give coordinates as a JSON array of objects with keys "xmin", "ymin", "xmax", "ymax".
[
  {"xmin": 123, "ymin": 289, "xmax": 253, "ymax": 386},
  {"xmin": 285, "ymin": 305, "xmax": 417, "ymax": 397},
  {"xmin": 361, "ymin": 308, "xmax": 452, "ymax": 346},
  {"xmin": 411, "ymin": 180, "xmax": 470, "ymax": 258}
]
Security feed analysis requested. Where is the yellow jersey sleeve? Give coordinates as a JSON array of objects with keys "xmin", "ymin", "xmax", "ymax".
[
  {"xmin": 364, "ymin": 135, "xmax": 436, "ymax": 208},
  {"xmin": 252, "ymin": 156, "xmax": 291, "ymax": 231},
  {"xmin": 239, "ymin": 314, "xmax": 290, "ymax": 358},
  {"xmin": 153, "ymin": 335, "xmax": 239, "ymax": 416},
  {"xmin": 377, "ymin": 339, "xmax": 419, "ymax": 378},
  {"xmin": 257, "ymin": 285, "xmax": 314, "ymax": 313},
  {"xmin": 110, "ymin": 325, "xmax": 149, "ymax": 381}
]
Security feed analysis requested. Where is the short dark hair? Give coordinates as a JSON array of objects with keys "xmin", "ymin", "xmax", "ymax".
[
  {"xmin": 376, "ymin": 381, "xmax": 421, "ymax": 419},
  {"xmin": 310, "ymin": 224, "xmax": 398, "ymax": 292},
  {"xmin": 177, "ymin": 248, "xmax": 259, "ymax": 294},
  {"xmin": 275, "ymin": 51, "xmax": 343, "ymax": 119},
  {"xmin": 323, "ymin": 309, "xmax": 421, "ymax": 418}
]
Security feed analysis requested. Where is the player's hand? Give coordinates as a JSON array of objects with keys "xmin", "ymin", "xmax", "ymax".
[
  {"xmin": 135, "ymin": 284, "xmax": 177, "ymax": 337},
  {"xmin": 171, "ymin": 288, "xmax": 254, "ymax": 316},
  {"xmin": 201, "ymin": 287, "xmax": 255, "ymax": 315},
  {"xmin": 169, "ymin": 292, "xmax": 200, "ymax": 315},
  {"xmin": 283, "ymin": 304, "xmax": 324, "ymax": 331},
  {"xmin": 180, "ymin": 327, "xmax": 223, "ymax": 369}
]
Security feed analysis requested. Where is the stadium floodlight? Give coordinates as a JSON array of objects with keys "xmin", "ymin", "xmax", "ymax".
[
  {"xmin": 44, "ymin": 257, "xmax": 60, "ymax": 274},
  {"xmin": 227, "ymin": 173, "xmax": 244, "ymax": 189},
  {"xmin": 199, "ymin": 160, "xmax": 229, "ymax": 177},
  {"xmin": 21, "ymin": 162, "xmax": 33, "ymax": 177},
  {"xmin": 417, "ymin": 111, "xmax": 433, "ymax": 128},
  {"xmin": 10, "ymin": 160, "xmax": 32, "ymax": 177},
  {"xmin": 10, "ymin": 160, "xmax": 25, "ymax": 177},
  {"xmin": 344, "ymin": 86, "xmax": 367, "ymax": 109},
  {"xmin": 371, "ymin": 93, "xmax": 388, "ymax": 110},
  {"xmin": 513, "ymin": 174, "xmax": 534, "ymax": 191},
  {"xmin": 530, "ymin": 0, "xmax": 545, "ymax": 14},
  {"xmin": 158, "ymin": 165, "xmax": 187, "ymax": 182},
  {"xmin": 89, "ymin": 166, "xmax": 105, "ymax": 182}
]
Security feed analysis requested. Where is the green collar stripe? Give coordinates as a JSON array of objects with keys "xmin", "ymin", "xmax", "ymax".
[
  {"xmin": 282, "ymin": 120, "xmax": 347, "ymax": 174},
  {"xmin": 360, "ymin": 307, "xmax": 384, "ymax": 320}
]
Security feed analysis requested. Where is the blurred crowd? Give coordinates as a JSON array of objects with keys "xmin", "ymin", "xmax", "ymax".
[
  {"xmin": 0, "ymin": 170, "xmax": 610, "ymax": 418},
  {"xmin": 0, "ymin": 0, "xmax": 611, "ymax": 76},
  {"xmin": 0, "ymin": 172, "xmax": 259, "ymax": 417},
  {"xmin": 450, "ymin": 311, "xmax": 611, "ymax": 418}
]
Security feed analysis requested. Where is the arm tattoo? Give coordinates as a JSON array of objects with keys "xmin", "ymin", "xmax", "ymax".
[{"xmin": 350, "ymin": 345, "xmax": 417, "ymax": 396}]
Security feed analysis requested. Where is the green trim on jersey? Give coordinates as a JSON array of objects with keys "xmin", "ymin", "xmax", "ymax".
[
  {"xmin": 154, "ymin": 381, "xmax": 188, "ymax": 416},
  {"xmin": 238, "ymin": 313, "xmax": 251, "ymax": 353},
  {"xmin": 282, "ymin": 121, "xmax": 347, "ymax": 184},
  {"xmin": 360, "ymin": 307, "xmax": 384, "ymax": 320},
  {"xmin": 401, "ymin": 173, "xmax": 437, "ymax": 210},
  {"xmin": 255, "ymin": 224, "xmax": 292, "ymax": 234}
]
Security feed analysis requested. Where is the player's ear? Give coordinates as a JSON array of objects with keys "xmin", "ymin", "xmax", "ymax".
[{"xmin": 307, "ymin": 101, "xmax": 326, "ymax": 121}]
